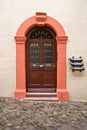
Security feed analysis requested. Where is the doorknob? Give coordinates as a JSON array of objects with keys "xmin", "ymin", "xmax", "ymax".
[{"xmin": 40, "ymin": 65, "xmax": 44, "ymax": 67}]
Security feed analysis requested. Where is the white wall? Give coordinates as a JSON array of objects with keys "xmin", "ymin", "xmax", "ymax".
[{"xmin": 0, "ymin": 0, "xmax": 87, "ymax": 100}]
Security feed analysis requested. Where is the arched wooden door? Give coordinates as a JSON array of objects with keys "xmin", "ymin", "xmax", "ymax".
[{"xmin": 26, "ymin": 26, "xmax": 57, "ymax": 92}]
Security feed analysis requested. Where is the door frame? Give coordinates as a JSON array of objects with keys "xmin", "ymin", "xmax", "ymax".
[{"xmin": 14, "ymin": 12, "xmax": 68, "ymax": 101}]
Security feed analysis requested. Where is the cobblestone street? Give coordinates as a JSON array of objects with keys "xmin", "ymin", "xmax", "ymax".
[{"xmin": 0, "ymin": 98, "xmax": 87, "ymax": 130}]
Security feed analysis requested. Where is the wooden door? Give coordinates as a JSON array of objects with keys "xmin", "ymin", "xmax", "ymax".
[{"xmin": 26, "ymin": 27, "xmax": 57, "ymax": 92}]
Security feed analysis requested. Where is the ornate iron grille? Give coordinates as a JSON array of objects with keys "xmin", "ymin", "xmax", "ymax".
[{"xmin": 30, "ymin": 29, "xmax": 52, "ymax": 39}]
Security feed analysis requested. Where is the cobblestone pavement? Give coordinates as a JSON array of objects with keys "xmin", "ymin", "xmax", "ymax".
[{"xmin": 0, "ymin": 98, "xmax": 87, "ymax": 130}]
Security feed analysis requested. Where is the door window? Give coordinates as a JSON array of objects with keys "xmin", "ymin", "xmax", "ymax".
[
  {"xmin": 44, "ymin": 43, "xmax": 53, "ymax": 66},
  {"xmin": 30, "ymin": 42, "xmax": 40, "ymax": 66}
]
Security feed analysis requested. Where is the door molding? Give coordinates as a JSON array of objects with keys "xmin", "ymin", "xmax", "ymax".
[{"xmin": 14, "ymin": 12, "xmax": 68, "ymax": 101}]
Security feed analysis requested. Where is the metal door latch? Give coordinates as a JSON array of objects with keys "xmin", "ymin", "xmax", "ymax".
[{"xmin": 40, "ymin": 65, "xmax": 44, "ymax": 67}]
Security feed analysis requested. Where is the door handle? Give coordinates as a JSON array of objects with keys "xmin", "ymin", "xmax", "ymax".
[
  {"xmin": 53, "ymin": 64, "xmax": 55, "ymax": 68},
  {"xmin": 40, "ymin": 65, "xmax": 44, "ymax": 67}
]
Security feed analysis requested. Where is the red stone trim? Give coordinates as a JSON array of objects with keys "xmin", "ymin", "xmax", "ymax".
[
  {"xmin": 56, "ymin": 36, "xmax": 68, "ymax": 101},
  {"xmin": 15, "ymin": 89, "xmax": 26, "ymax": 98},
  {"xmin": 16, "ymin": 13, "xmax": 66, "ymax": 36},
  {"xmin": 15, "ymin": 37, "xmax": 26, "ymax": 44},
  {"xmin": 36, "ymin": 12, "xmax": 47, "ymax": 26},
  {"xmin": 14, "ymin": 12, "xmax": 68, "ymax": 101},
  {"xmin": 57, "ymin": 89, "xmax": 68, "ymax": 101},
  {"xmin": 56, "ymin": 36, "xmax": 68, "ymax": 43},
  {"xmin": 14, "ymin": 36, "xmax": 26, "ymax": 98}
]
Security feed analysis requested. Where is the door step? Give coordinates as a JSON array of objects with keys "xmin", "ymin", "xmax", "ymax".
[
  {"xmin": 26, "ymin": 93, "xmax": 58, "ymax": 101},
  {"xmin": 26, "ymin": 92, "xmax": 57, "ymax": 97},
  {"xmin": 27, "ymin": 88, "xmax": 56, "ymax": 93}
]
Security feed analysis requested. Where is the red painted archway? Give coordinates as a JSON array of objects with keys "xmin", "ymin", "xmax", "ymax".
[{"xmin": 14, "ymin": 12, "xmax": 68, "ymax": 101}]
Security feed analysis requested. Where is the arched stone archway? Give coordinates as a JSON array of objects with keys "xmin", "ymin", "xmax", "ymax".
[{"xmin": 14, "ymin": 12, "xmax": 68, "ymax": 101}]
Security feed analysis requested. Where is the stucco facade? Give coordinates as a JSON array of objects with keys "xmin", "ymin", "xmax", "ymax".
[{"xmin": 0, "ymin": 0, "xmax": 87, "ymax": 100}]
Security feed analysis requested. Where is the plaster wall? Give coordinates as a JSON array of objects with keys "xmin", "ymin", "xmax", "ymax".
[{"xmin": 0, "ymin": 0, "xmax": 87, "ymax": 100}]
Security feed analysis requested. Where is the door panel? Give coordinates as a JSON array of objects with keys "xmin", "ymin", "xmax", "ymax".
[
  {"xmin": 26, "ymin": 38, "xmax": 57, "ymax": 92},
  {"xmin": 28, "ymin": 70, "xmax": 41, "ymax": 85},
  {"xmin": 42, "ymin": 71, "xmax": 56, "ymax": 85}
]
